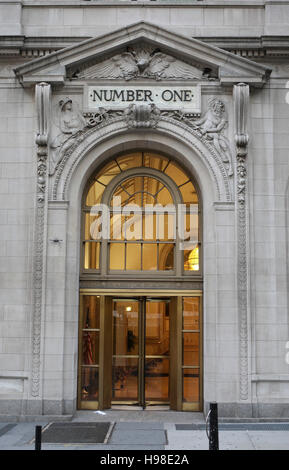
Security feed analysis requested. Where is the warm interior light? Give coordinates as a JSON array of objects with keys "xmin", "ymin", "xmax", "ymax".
[
  {"xmin": 188, "ymin": 246, "xmax": 199, "ymax": 271},
  {"xmin": 126, "ymin": 306, "xmax": 132, "ymax": 312}
]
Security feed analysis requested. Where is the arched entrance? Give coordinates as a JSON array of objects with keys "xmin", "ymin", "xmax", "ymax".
[{"xmin": 77, "ymin": 150, "xmax": 203, "ymax": 411}]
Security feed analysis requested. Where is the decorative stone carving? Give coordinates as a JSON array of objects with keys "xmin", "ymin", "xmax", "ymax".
[
  {"xmin": 32, "ymin": 82, "xmax": 51, "ymax": 398},
  {"xmin": 49, "ymin": 97, "xmax": 86, "ymax": 175},
  {"xmin": 84, "ymin": 107, "xmax": 123, "ymax": 128},
  {"xmin": 234, "ymin": 83, "xmax": 250, "ymax": 401},
  {"xmin": 124, "ymin": 103, "xmax": 161, "ymax": 128},
  {"xmin": 162, "ymin": 98, "xmax": 233, "ymax": 176},
  {"xmin": 192, "ymin": 98, "xmax": 233, "ymax": 176},
  {"xmin": 73, "ymin": 45, "xmax": 208, "ymax": 81}
]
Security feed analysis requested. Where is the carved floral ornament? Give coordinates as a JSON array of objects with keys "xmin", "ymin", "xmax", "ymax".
[{"xmin": 48, "ymin": 96, "xmax": 233, "ymax": 178}]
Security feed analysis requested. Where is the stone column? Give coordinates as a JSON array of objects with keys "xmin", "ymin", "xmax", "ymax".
[
  {"xmin": 233, "ymin": 83, "xmax": 250, "ymax": 403},
  {"xmin": 29, "ymin": 82, "xmax": 51, "ymax": 413}
]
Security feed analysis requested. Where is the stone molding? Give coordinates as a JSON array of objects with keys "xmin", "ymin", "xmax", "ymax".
[{"xmin": 234, "ymin": 83, "xmax": 250, "ymax": 402}]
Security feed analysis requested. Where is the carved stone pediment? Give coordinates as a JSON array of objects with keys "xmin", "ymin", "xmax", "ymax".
[
  {"xmin": 14, "ymin": 22, "xmax": 271, "ymax": 87},
  {"xmin": 68, "ymin": 44, "xmax": 213, "ymax": 82}
]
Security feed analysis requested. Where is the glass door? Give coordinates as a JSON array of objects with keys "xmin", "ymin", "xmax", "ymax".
[
  {"xmin": 112, "ymin": 299, "xmax": 140, "ymax": 404},
  {"xmin": 144, "ymin": 299, "xmax": 170, "ymax": 405},
  {"xmin": 111, "ymin": 298, "xmax": 170, "ymax": 407}
]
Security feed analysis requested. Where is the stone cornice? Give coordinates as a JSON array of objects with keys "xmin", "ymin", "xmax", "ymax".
[
  {"xmin": 3, "ymin": 35, "xmax": 289, "ymax": 60},
  {"xmin": 19, "ymin": 1, "xmax": 269, "ymax": 7}
]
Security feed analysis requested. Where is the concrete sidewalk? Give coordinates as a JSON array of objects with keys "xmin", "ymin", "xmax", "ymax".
[{"xmin": 0, "ymin": 411, "xmax": 289, "ymax": 450}]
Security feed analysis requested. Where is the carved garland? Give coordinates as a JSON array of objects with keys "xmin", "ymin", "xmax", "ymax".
[
  {"xmin": 32, "ymin": 82, "xmax": 51, "ymax": 397},
  {"xmin": 234, "ymin": 83, "xmax": 250, "ymax": 401}
]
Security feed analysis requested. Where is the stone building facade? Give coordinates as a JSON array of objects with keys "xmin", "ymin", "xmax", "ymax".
[{"xmin": 0, "ymin": 0, "xmax": 289, "ymax": 419}]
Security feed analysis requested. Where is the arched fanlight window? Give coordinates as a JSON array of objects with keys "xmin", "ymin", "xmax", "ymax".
[{"xmin": 82, "ymin": 152, "xmax": 200, "ymax": 275}]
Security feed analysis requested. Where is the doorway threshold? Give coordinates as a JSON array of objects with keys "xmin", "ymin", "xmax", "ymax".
[{"xmin": 111, "ymin": 405, "xmax": 170, "ymax": 411}]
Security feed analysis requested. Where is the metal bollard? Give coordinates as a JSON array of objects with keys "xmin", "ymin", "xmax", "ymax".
[
  {"xmin": 206, "ymin": 402, "xmax": 219, "ymax": 450},
  {"xmin": 35, "ymin": 425, "xmax": 42, "ymax": 451}
]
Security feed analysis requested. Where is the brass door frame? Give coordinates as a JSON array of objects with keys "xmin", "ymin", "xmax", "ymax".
[{"xmin": 78, "ymin": 290, "xmax": 203, "ymax": 411}]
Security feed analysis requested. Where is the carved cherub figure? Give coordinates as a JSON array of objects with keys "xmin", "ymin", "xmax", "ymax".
[
  {"xmin": 192, "ymin": 98, "xmax": 233, "ymax": 176},
  {"xmin": 49, "ymin": 98, "xmax": 86, "ymax": 175}
]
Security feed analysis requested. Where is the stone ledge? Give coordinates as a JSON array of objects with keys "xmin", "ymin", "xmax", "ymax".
[{"xmin": 0, "ymin": 414, "xmax": 73, "ymax": 423}]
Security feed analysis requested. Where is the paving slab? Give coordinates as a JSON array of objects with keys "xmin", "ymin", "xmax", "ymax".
[
  {"xmin": 218, "ymin": 431, "xmax": 255, "ymax": 450},
  {"xmin": 247, "ymin": 431, "xmax": 289, "ymax": 450},
  {"xmin": 72, "ymin": 410, "xmax": 205, "ymax": 424},
  {"xmin": 0, "ymin": 423, "xmax": 47, "ymax": 447},
  {"xmin": 165, "ymin": 430, "xmax": 208, "ymax": 450},
  {"xmin": 109, "ymin": 430, "xmax": 167, "ymax": 445},
  {"xmin": 114, "ymin": 422, "xmax": 164, "ymax": 431}
]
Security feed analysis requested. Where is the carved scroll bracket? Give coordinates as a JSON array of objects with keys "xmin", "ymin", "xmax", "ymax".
[
  {"xmin": 32, "ymin": 82, "xmax": 51, "ymax": 398},
  {"xmin": 234, "ymin": 83, "xmax": 250, "ymax": 401}
]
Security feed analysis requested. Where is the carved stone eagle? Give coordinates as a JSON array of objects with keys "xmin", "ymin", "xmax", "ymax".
[{"xmin": 73, "ymin": 46, "xmax": 205, "ymax": 81}]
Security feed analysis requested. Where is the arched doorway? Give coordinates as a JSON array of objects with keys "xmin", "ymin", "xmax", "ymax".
[{"xmin": 77, "ymin": 151, "xmax": 203, "ymax": 411}]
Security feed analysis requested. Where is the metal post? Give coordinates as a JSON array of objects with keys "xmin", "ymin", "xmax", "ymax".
[
  {"xmin": 208, "ymin": 402, "xmax": 219, "ymax": 450},
  {"xmin": 35, "ymin": 425, "xmax": 42, "ymax": 451}
]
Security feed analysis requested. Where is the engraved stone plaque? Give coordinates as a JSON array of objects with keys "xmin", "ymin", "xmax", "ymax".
[{"xmin": 86, "ymin": 85, "xmax": 201, "ymax": 114}]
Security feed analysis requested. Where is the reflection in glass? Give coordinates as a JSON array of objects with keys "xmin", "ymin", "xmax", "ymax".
[
  {"xmin": 179, "ymin": 181, "xmax": 198, "ymax": 205},
  {"xmin": 145, "ymin": 301, "xmax": 169, "ymax": 356},
  {"xmin": 82, "ymin": 296, "xmax": 100, "ymax": 330},
  {"xmin": 110, "ymin": 214, "xmax": 125, "ymax": 240},
  {"xmin": 183, "ymin": 297, "xmax": 200, "ymax": 330},
  {"xmin": 109, "ymin": 243, "xmax": 125, "ymax": 270},
  {"xmin": 183, "ymin": 333, "xmax": 199, "ymax": 367},
  {"xmin": 97, "ymin": 160, "xmax": 121, "ymax": 185},
  {"xmin": 143, "ymin": 153, "xmax": 169, "ymax": 171},
  {"xmin": 81, "ymin": 367, "xmax": 99, "ymax": 402},
  {"xmin": 183, "ymin": 369, "xmax": 199, "ymax": 402},
  {"xmin": 112, "ymin": 357, "xmax": 138, "ymax": 402},
  {"xmin": 113, "ymin": 301, "xmax": 139, "ymax": 356},
  {"xmin": 117, "ymin": 153, "xmax": 142, "ymax": 170},
  {"xmin": 84, "ymin": 242, "xmax": 100, "ymax": 270},
  {"xmin": 142, "ymin": 244, "xmax": 157, "ymax": 270},
  {"xmin": 145, "ymin": 358, "xmax": 169, "ymax": 402},
  {"xmin": 183, "ymin": 210, "xmax": 199, "ymax": 242},
  {"xmin": 156, "ymin": 186, "xmax": 173, "ymax": 205},
  {"xmin": 86, "ymin": 181, "xmax": 105, "ymax": 207},
  {"xmin": 126, "ymin": 244, "xmax": 141, "ymax": 270},
  {"xmin": 82, "ymin": 331, "xmax": 100, "ymax": 365},
  {"xmin": 184, "ymin": 245, "xmax": 199, "ymax": 271},
  {"xmin": 159, "ymin": 244, "xmax": 174, "ymax": 270},
  {"xmin": 165, "ymin": 162, "xmax": 189, "ymax": 186}
]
